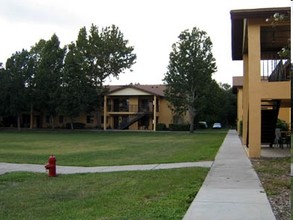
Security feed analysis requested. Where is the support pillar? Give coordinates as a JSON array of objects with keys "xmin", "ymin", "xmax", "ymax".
[
  {"xmin": 153, "ymin": 96, "xmax": 157, "ymax": 131},
  {"xmin": 247, "ymin": 20, "xmax": 261, "ymax": 158},
  {"xmin": 103, "ymin": 96, "xmax": 107, "ymax": 130}
]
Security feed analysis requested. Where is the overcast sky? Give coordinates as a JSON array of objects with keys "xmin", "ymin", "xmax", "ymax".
[{"xmin": 0, "ymin": 0, "xmax": 290, "ymax": 86}]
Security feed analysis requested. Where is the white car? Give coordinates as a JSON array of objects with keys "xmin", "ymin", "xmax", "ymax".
[{"xmin": 212, "ymin": 123, "xmax": 222, "ymax": 129}]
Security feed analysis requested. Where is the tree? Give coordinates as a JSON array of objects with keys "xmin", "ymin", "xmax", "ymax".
[
  {"xmin": 32, "ymin": 34, "xmax": 66, "ymax": 129},
  {"xmin": 164, "ymin": 27, "xmax": 217, "ymax": 133},
  {"xmin": 75, "ymin": 24, "xmax": 136, "ymax": 127},
  {"xmin": 0, "ymin": 64, "xmax": 10, "ymax": 120},
  {"xmin": 58, "ymin": 42, "xmax": 97, "ymax": 129},
  {"xmin": 4, "ymin": 49, "xmax": 35, "ymax": 130}
]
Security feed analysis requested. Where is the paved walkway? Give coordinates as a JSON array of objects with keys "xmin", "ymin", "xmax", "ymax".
[
  {"xmin": 0, "ymin": 161, "xmax": 213, "ymax": 175},
  {"xmin": 183, "ymin": 130, "xmax": 275, "ymax": 220}
]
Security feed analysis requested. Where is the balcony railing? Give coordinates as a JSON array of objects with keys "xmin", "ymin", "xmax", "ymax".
[
  {"xmin": 108, "ymin": 105, "xmax": 154, "ymax": 113},
  {"xmin": 261, "ymin": 59, "xmax": 290, "ymax": 82}
]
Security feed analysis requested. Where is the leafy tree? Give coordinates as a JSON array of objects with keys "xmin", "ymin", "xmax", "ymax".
[
  {"xmin": 0, "ymin": 64, "xmax": 10, "ymax": 119},
  {"xmin": 4, "ymin": 49, "xmax": 35, "ymax": 130},
  {"xmin": 75, "ymin": 24, "xmax": 136, "ymax": 126},
  {"xmin": 164, "ymin": 27, "xmax": 217, "ymax": 132},
  {"xmin": 200, "ymin": 82, "xmax": 236, "ymax": 127},
  {"xmin": 32, "ymin": 34, "xmax": 66, "ymax": 129},
  {"xmin": 58, "ymin": 42, "xmax": 97, "ymax": 129}
]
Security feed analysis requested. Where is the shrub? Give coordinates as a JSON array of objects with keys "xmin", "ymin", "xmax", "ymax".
[
  {"xmin": 169, "ymin": 124, "xmax": 190, "ymax": 131},
  {"xmin": 66, "ymin": 122, "xmax": 85, "ymax": 129},
  {"xmin": 156, "ymin": 123, "xmax": 167, "ymax": 131},
  {"xmin": 276, "ymin": 119, "xmax": 289, "ymax": 131}
]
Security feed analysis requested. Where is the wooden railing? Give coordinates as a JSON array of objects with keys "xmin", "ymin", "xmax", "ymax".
[{"xmin": 108, "ymin": 104, "xmax": 153, "ymax": 113}]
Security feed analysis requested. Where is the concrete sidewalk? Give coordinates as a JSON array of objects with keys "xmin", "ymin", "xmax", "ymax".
[
  {"xmin": 183, "ymin": 130, "xmax": 276, "ymax": 220},
  {"xmin": 0, "ymin": 161, "xmax": 213, "ymax": 175}
]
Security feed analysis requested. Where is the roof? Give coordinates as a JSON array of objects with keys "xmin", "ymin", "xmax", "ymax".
[
  {"xmin": 232, "ymin": 76, "xmax": 243, "ymax": 93},
  {"xmin": 231, "ymin": 7, "xmax": 290, "ymax": 60},
  {"xmin": 232, "ymin": 76, "xmax": 243, "ymax": 87},
  {"xmin": 108, "ymin": 84, "xmax": 166, "ymax": 97}
]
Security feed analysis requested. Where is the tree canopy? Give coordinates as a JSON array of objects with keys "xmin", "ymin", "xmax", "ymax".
[
  {"xmin": 0, "ymin": 24, "xmax": 136, "ymax": 129},
  {"xmin": 164, "ymin": 27, "xmax": 217, "ymax": 132}
]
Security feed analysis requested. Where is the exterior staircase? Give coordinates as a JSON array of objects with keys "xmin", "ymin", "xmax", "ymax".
[{"xmin": 119, "ymin": 113, "xmax": 146, "ymax": 130}]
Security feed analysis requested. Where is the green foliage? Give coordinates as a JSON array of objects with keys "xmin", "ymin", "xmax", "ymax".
[
  {"xmin": 276, "ymin": 119, "xmax": 289, "ymax": 131},
  {"xmin": 0, "ymin": 24, "xmax": 136, "ymax": 130},
  {"xmin": 57, "ymin": 42, "xmax": 97, "ymax": 129},
  {"xmin": 156, "ymin": 123, "xmax": 167, "ymax": 131},
  {"xmin": 32, "ymin": 34, "xmax": 66, "ymax": 128},
  {"xmin": 169, "ymin": 124, "xmax": 190, "ymax": 131},
  {"xmin": 65, "ymin": 122, "xmax": 85, "ymax": 129},
  {"xmin": 200, "ymin": 82, "xmax": 236, "ymax": 127},
  {"xmin": 164, "ymin": 27, "xmax": 217, "ymax": 133},
  {"xmin": 76, "ymin": 24, "xmax": 136, "ymax": 86},
  {"xmin": 3, "ymin": 49, "xmax": 35, "ymax": 129}
]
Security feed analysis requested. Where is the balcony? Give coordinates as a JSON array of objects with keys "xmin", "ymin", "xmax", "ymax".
[
  {"xmin": 261, "ymin": 59, "xmax": 290, "ymax": 82},
  {"xmin": 108, "ymin": 104, "xmax": 154, "ymax": 114}
]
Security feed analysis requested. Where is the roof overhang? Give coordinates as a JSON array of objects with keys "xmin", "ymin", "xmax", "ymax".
[
  {"xmin": 108, "ymin": 84, "xmax": 166, "ymax": 97},
  {"xmin": 231, "ymin": 7, "xmax": 290, "ymax": 60}
]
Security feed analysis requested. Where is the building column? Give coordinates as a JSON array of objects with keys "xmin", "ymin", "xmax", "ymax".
[
  {"xmin": 153, "ymin": 96, "xmax": 157, "ymax": 131},
  {"xmin": 242, "ymin": 54, "xmax": 249, "ymax": 146},
  {"xmin": 247, "ymin": 20, "xmax": 261, "ymax": 158},
  {"xmin": 103, "ymin": 95, "xmax": 107, "ymax": 130}
]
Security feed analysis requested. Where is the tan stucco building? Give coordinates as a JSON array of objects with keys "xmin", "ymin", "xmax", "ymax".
[
  {"xmin": 7, "ymin": 84, "xmax": 188, "ymax": 130},
  {"xmin": 231, "ymin": 7, "xmax": 291, "ymax": 158},
  {"xmin": 102, "ymin": 84, "xmax": 178, "ymax": 131},
  {"xmin": 22, "ymin": 84, "xmax": 187, "ymax": 130}
]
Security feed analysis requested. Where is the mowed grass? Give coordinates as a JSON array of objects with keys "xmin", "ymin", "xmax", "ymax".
[
  {"xmin": 0, "ymin": 168, "xmax": 208, "ymax": 220},
  {"xmin": 0, "ymin": 130, "xmax": 227, "ymax": 166}
]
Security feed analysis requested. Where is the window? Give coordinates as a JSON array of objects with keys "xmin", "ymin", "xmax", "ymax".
[
  {"xmin": 87, "ymin": 115, "xmax": 94, "ymax": 124},
  {"xmin": 173, "ymin": 115, "xmax": 184, "ymax": 124}
]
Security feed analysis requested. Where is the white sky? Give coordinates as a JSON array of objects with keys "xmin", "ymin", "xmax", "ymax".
[{"xmin": 0, "ymin": 0, "xmax": 290, "ymax": 86}]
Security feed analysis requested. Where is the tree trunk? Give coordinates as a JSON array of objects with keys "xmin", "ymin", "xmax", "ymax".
[
  {"xmin": 70, "ymin": 117, "xmax": 74, "ymax": 130},
  {"xmin": 50, "ymin": 115, "xmax": 55, "ymax": 129},
  {"xmin": 30, "ymin": 104, "xmax": 34, "ymax": 129},
  {"xmin": 188, "ymin": 107, "xmax": 196, "ymax": 133},
  {"xmin": 96, "ymin": 107, "xmax": 101, "ymax": 129},
  {"xmin": 189, "ymin": 115, "xmax": 195, "ymax": 133},
  {"xmin": 17, "ymin": 113, "xmax": 21, "ymax": 131}
]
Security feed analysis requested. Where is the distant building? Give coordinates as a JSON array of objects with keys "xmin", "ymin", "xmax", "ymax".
[
  {"xmin": 102, "ymin": 84, "xmax": 180, "ymax": 130},
  {"xmin": 5, "ymin": 84, "xmax": 189, "ymax": 131}
]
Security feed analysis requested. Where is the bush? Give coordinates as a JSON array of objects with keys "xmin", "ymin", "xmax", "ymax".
[
  {"xmin": 66, "ymin": 122, "xmax": 85, "ymax": 129},
  {"xmin": 156, "ymin": 123, "xmax": 167, "ymax": 131},
  {"xmin": 169, "ymin": 124, "xmax": 190, "ymax": 131},
  {"xmin": 276, "ymin": 119, "xmax": 289, "ymax": 131}
]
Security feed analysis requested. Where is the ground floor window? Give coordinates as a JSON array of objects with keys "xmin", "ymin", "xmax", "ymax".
[
  {"xmin": 173, "ymin": 115, "xmax": 184, "ymax": 124},
  {"xmin": 87, "ymin": 115, "xmax": 94, "ymax": 124}
]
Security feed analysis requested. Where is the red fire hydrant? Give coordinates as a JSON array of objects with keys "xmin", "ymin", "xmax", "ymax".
[{"xmin": 45, "ymin": 155, "xmax": 56, "ymax": 177}]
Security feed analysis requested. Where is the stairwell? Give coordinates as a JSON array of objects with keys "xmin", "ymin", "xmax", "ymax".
[
  {"xmin": 119, "ymin": 113, "xmax": 146, "ymax": 130},
  {"xmin": 261, "ymin": 101, "xmax": 280, "ymax": 146}
]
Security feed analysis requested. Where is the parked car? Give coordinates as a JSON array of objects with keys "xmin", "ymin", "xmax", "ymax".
[
  {"xmin": 198, "ymin": 121, "xmax": 208, "ymax": 129},
  {"xmin": 212, "ymin": 123, "xmax": 222, "ymax": 129}
]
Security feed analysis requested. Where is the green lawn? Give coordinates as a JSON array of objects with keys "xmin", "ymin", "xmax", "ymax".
[
  {"xmin": 0, "ymin": 130, "xmax": 227, "ymax": 166},
  {"xmin": 0, "ymin": 130, "xmax": 227, "ymax": 219},
  {"xmin": 0, "ymin": 168, "xmax": 208, "ymax": 220}
]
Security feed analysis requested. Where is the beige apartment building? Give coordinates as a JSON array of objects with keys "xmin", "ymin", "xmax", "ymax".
[{"xmin": 231, "ymin": 7, "xmax": 291, "ymax": 157}]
